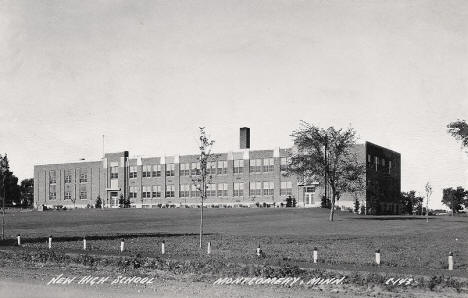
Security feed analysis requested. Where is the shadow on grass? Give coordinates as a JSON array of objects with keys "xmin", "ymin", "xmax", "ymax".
[
  {"xmin": 350, "ymin": 216, "xmax": 440, "ymax": 221},
  {"xmin": 0, "ymin": 232, "xmax": 208, "ymax": 246}
]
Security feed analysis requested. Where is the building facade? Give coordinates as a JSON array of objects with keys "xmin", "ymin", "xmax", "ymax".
[{"xmin": 33, "ymin": 131, "xmax": 401, "ymax": 214}]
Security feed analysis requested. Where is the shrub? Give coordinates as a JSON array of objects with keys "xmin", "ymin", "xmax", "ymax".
[{"xmin": 95, "ymin": 196, "xmax": 102, "ymax": 209}]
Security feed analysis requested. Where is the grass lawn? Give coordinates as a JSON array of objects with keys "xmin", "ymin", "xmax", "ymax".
[{"xmin": 2, "ymin": 208, "xmax": 467, "ymax": 274}]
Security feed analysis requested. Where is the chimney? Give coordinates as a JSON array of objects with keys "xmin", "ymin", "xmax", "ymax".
[{"xmin": 240, "ymin": 127, "xmax": 250, "ymax": 149}]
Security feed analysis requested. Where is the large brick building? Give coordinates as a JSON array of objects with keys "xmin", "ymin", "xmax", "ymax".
[{"xmin": 34, "ymin": 129, "xmax": 401, "ymax": 214}]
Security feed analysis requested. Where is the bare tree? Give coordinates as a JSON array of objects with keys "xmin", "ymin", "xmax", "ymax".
[
  {"xmin": 288, "ymin": 121, "xmax": 365, "ymax": 221},
  {"xmin": 191, "ymin": 127, "xmax": 218, "ymax": 248},
  {"xmin": 425, "ymin": 182, "xmax": 432, "ymax": 222}
]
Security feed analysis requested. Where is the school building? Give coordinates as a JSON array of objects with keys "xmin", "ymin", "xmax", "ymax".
[{"xmin": 33, "ymin": 128, "xmax": 401, "ymax": 214}]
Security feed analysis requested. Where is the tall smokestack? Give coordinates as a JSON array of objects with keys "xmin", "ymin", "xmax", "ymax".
[{"xmin": 240, "ymin": 127, "xmax": 250, "ymax": 149}]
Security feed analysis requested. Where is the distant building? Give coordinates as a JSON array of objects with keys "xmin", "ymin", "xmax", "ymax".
[{"xmin": 33, "ymin": 128, "xmax": 401, "ymax": 214}]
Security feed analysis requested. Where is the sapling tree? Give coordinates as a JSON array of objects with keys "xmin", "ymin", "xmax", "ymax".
[
  {"xmin": 424, "ymin": 182, "xmax": 432, "ymax": 222},
  {"xmin": 191, "ymin": 127, "xmax": 218, "ymax": 248},
  {"xmin": 288, "ymin": 121, "xmax": 365, "ymax": 221}
]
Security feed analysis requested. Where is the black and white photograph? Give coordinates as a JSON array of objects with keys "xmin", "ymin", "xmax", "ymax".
[{"xmin": 0, "ymin": 0, "xmax": 467, "ymax": 297}]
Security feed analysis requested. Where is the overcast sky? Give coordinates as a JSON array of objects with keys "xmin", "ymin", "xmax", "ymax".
[{"xmin": 1, "ymin": 0, "xmax": 467, "ymax": 208}]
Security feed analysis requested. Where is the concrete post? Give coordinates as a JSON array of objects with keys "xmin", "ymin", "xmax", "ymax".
[
  {"xmin": 375, "ymin": 249, "xmax": 381, "ymax": 265},
  {"xmin": 448, "ymin": 252, "xmax": 453, "ymax": 270}
]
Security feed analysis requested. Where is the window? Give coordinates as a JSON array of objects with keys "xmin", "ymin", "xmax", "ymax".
[
  {"xmin": 217, "ymin": 161, "xmax": 228, "ymax": 175},
  {"xmin": 79, "ymin": 169, "xmax": 88, "ymax": 183},
  {"xmin": 233, "ymin": 182, "xmax": 244, "ymax": 196},
  {"xmin": 249, "ymin": 182, "xmax": 262, "ymax": 196},
  {"xmin": 49, "ymin": 185, "xmax": 56, "ymax": 200},
  {"xmin": 49, "ymin": 170, "xmax": 56, "ymax": 184},
  {"xmin": 165, "ymin": 185, "xmax": 175, "ymax": 197},
  {"xmin": 305, "ymin": 186, "xmax": 316, "ymax": 193},
  {"xmin": 191, "ymin": 162, "xmax": 200, "ymax": 175},
  {"xmin": 263, "ymin": 181, "xmax": 274, "ymax": 196},
  {"xmin": 207, "ymin": 162, "xmax": 217, "ymax": 175},
  {"xmin": 152, "ymin": 165, "xmax": 161, "ymax": 177},
  {"xmin": 249, "ymin": 159, "xmax": 262, "ymax": 173},
  {"xmin": 217, "ymin": 183, "xmax": 228, "ymax": 197},
  {"xmin": 152, "ymin": 185, "xmax": 161, "ymax": 198},
  {"xmin": 64, "ymin": 170, "xmax": 72, "ymax": 184},
  {"xmin": 374, "ymin": 156, "xmax": 378, "ymax": 171},
  {"xmin": 388, "ymin": 160, "xmax": 392, "ymax": 174},
  {"xmin": 79, "ymin": 185, "xmax": 87, "ymax": 200},
  {"xmin": 110, "ymin": 166, "xmax": 118, "ymax": 179},
  {"xmin": 280, "ymin": 181, "xmax": 292, "ymax": 195},
  {"xmin": 180, "ymin": 163, "xmax": 190, "ymax": 176},
  {"xmin": 180, "ymin": 184, "xmax": 190, "ymax": 197},
  {"xmin": 280, "ymin": 157, "xmax": 288, "ymax": 171},
  {"xmin": 142, "ymin": 186, "xmax": 151, "ymax": 198},
  {"xmin": 381, "ymin": 158, "xmax": 385, "ymax": 168},
  {"xmin": 64, "ymin": 191, "xmax": 71, "ymax": 200},
  {"xmin": 129, "ymin": 166, "xmax": 137, "ymax": 179},
  {"xmin": 233, "ymin": 159, "xmax": 244, "ymax": 174},
  {"xmin": 142, "ymin": 165, "xmax": 151, "ymax": 178},
  {"xmin": 263, "ymin": 158, "xmax": 274, "ymax": 172},
  {"xmin": 207, "ymin": 184, "xmax": 216, "ymax": 197},
  {"xmin": 129, "ymin": 186, "xmax": 138, "ymax": 199},
  {"xmin": 191, "ymin": 185, "xmax": 200, "ymax": 197},
  {"xmin": 166, "ymin": 164, "xmax": 175, "ymax": 177}
]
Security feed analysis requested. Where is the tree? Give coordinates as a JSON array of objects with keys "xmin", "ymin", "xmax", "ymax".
[
  {"xmin": 288, "ymin": 122, "xmax": 365, "ymax": 221},
  {"xmin": 0, "ymin": 154, "xmax": 21, "ymax": 207},
  {"xmin": 19, "ymin": 178, "xmax": 34, "ymax": 208},
  {"xmin": 442, "ymin": 187, "xmax": 467, "ymax": 215},
  {"xmin": 191, "ymin": 127, "xmax": 218, "ymax": 248},
  {"xmin": 447, "ymin": 120, "xmax": 468, "ymax": 148},
  {"xmin": 399, "ymin": 191, "xmax": 424, "ymax": 215},
  {"xmin": 424, "ymin": 182, "xmax": 432, "ymax": 222}
]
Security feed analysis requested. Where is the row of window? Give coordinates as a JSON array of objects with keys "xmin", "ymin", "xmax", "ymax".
[
  {"xmin": 49, "ymin": 170, "xmax": 88, "ymax": 184},
  {"xmin": 48, "ymin": 158, "xmax": 290, "ymax": 185},
  {"xmin": 367, "ymin": 155, "xmax": 393, "ymax": 174},
  {"xmin": 48, "ymin": 185, "xmax": 88, "ymax": 200},
  {"xmin": 127, "ymin": 158, "xmax": 289, "ymax": 179},
  {"xmin": 49, "ymin": 181, "xmax": 293, "ymax": 200},
  {"xmin": 129, "ymin": 181, "xmax": 293, "ymax": 198}
]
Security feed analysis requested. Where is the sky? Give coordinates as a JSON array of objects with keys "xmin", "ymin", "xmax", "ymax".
[{"xmin": 1, "ymin": 0, "xmax": 467, "ymax": 209}]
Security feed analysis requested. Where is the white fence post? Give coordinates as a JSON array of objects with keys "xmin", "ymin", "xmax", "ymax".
[
  {"xmin": 448, "ymin": 252, "xmax": 453, "ymax": 270},
  {"xmin": 256, "ymin": 243, "xmax": 261, "ymax": 257},
  {"xmin": 375, "ymin": 249, "xmax": 381, "ymax": 265},
  {"xmin": 83, "ymin": 237, "xmax": 87, "ymax": 251},
  {"xmin": 161, "ymin": 240, "xmax": 165, "ymax": 255},
  {"xmin": 120, "ymin": 239, "xmax": 125, "ymax": 252},
  {"xmin": 313, "ymin": 247, "xmax": 318, "ymax": 264},
  {"xmin": 48, "ymin": 236, "xmax": 52, "ymax": 249},
  {"xmin": 207, "ymin": 241, "xmax": 211, "ymax": 255},
  {"xmin": 17, "ymin": 234, "xmax": 21, "ymax": 246}
]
